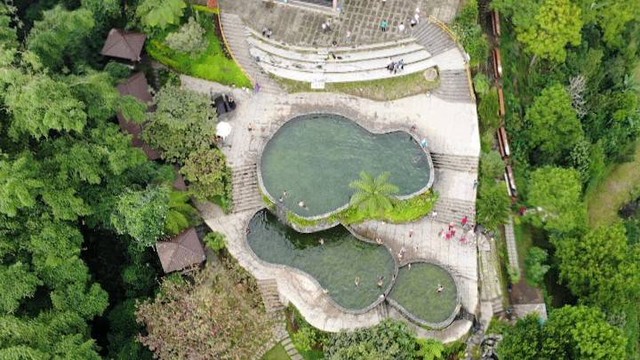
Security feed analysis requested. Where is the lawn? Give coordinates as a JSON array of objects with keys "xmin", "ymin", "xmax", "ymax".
[
  {"xmin": 586, "ymin": 140, "xmax": 640, "ymax": 228},
  {"xmin": 262, "ymin": 343, "xmax": 290, "ymax": 360},
  {"xmin": 273, "ymin": 72, "xmax": 440, "ymax": 101},
  {"xmin": 147, "ymin": 9, "xmax": 252, "ymax": 88}
]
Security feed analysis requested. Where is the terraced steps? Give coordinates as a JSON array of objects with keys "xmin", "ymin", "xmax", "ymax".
[
  {"xmin": 412, "ymin": 22, "xmax": 457, "ymax": 57},
  {"xmin": 257, "ymin": 278, "xmax": 286, "ymax": 313},
  {"xmin": 490, "ymin": 296, "xmax": 505, "ymax": 316},
  {"xmin": 231, "ymin": 163, "xmax": 264, "ymax": 213},
  {"xmin": 431, "ymin": 153, "xmax": 479, "ymax": 172},
  {"xmin": 432, "ymin": 196, "xmax": 476, "ymax": 226},
  {"xmin": 219, "ymin": 13, "xmax": 282, "ymax": 95},
  {"xmin": 432, "ymin": 69, "xmax": 473, "ymax": 103}
]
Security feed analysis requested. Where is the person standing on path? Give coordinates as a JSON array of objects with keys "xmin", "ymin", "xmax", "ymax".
[
  {"xmin": 380, "ymin": 19, "xmax": 389, "ymax": 32},
  {"xmin": 398, "ymin": 22, "xmax": 405, "ymax": 33},
  {"xmin": 409, "ymin": 229, "xmax": 414, "ymax": 238}
]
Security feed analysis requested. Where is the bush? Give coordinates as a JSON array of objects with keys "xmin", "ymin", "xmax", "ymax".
[
  {"xmin": 477, "ymin": 181, "xmax": 511, "ymax": 231},
  {"xmin": 478, "ymin": 87, "xmax": 501, "ymax": 132},
  {"xmin": 481, "ymin": 150, "xmax": 505, "ymax": 180},
  {"xmin": 473, "ymin": 73, "xmax": 491, "ymax": 96},
  {"xmin": 525, "ymin": 247, "xmax": 550, "ymax": 286},
  {"xmin": 203, "ymin": 231, "xmax": 226, "ymax": 252},
  {"xmin": 292, "ymin": 326, "xmax": 318, "ymax": 353},
  {"xmin": 165, "ymin": 17, "xmax": 206, "ymax": 56},
  {"xmin": 507, "ymin": 265, "xmax": 521, "ymax": 284},
  {"xmin": 452, "ymin": 0, "xmax": 489, "ymax": 70}
]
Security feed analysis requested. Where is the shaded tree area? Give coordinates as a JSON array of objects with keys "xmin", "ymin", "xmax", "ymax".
[
  {"xmin": 491, "ymin": 0, "xmax": 640, "ymax": 358},
  {"xmin": 0, "ymin": 1, "xmax": 198, "ymax": 358}
]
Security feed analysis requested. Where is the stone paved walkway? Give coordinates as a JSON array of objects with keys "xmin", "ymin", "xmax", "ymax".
[{"xmin": 220, "ymin": 0, "xmax": 460, "ymax": 47}]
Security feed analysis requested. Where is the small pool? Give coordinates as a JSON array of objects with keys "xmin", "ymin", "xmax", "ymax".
[
  {"xmin": 247, "ymin": 210, "xmax": 395, "ymax": 310},
  {"xmin": 389, "ymin": 263, "xmax": 458, "ymax": 324},
  {"xmin": 260, "ymin": 114, "xmax": 431, "ymax": 217}
]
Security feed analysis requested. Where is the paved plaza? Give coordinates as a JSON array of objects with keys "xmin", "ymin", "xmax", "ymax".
[{"xmin": 220, "ymin": 0, "xmax": 460, "ymax": 47}]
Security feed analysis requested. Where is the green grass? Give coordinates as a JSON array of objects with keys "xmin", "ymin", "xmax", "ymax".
[
  {"xmin": 262, "ymin": 343, "xmax": 290, "ymax": 360},
  {"xmin": 147, "ymin": 11, "xmax": 251, "ymax": 88},
  {"xmin": 586, "ymin": 141, "xmax": 640, "ymax": 228},
  {"xmin": 273, "ymin": 72, "xmax": 440, "ymax": 101}
]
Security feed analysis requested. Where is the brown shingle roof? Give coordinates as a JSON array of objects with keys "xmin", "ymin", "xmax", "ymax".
[
  {"xmin": 116, "ymin": 72, "xmax": 160, "ymax": 160},
  {"xmin": 156, "ymin": 228, "xmax": 206, "ymax": 273},
  {"xmin": 101, "ymin": 29, "xmax": 146, "ymax": 62}
]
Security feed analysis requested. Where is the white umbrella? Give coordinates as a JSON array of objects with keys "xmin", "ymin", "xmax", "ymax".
[{"xmin": 216, "ymin": 121, "xmax": 232, "ymax": 139}]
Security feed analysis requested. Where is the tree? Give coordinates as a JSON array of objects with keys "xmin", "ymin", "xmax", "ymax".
[
  {"xmin": 494, "ymin": 0, "xmax": 582, "ymax": 62},
  {"xmin": 526, "ymin": 84, "xmax": 584, "ymax": 165},
  {"xmin": 497, "ymin": 314, "xmax": 543, "ymax": 360},
  {"xmin": 499, "ymin": 307, "xmax": 627, "ymax": 359},
  {"xmin": 143, "ymin": 85, "xmax": 217, "ymax": 163},
  {"xmin": 0, "ymin": 263, "xmax": 41, "ymax": 314},
  {"xmin": 4, "ymin": 74, "xmax": 88, "ymax": 139},
  {"xmin": 527, "ymin": 166, "xmax": 585, "ymax": 233},
  {"xmin": 553, "ymin": 223, "xmax": 640, "ymax": 312},
  {"xmin": 27, "ymin": 6, "xmax": 95, "ymax": 70},
  {"xmin": 0, "ymin": 153, "xmax": 44, "ymax": 217},
  {"xmin": 110, "ymin": 186, "xmax": 170, "ymax": 248},
  {"xmin": 476, "ymin": 181, "xmax": 510, "ymax": 230},
  {"xmin": 136, "ymin": 0, "xmax": 186, "ymax": 31},
  {"xmin": 324, "ymin": 320, "xmax": 419, "ymax": 360},
  {"xmin": 180, "ymin": 148, "xmax": 231, "ymax": 202},
  {"xmin": 542, "ymin": 306, "xmax": 626, "ymax": 359},
  {"xmin": 165, "ymin": 17, "xmax": 206, "ymax": 56},
  {"xmin": 524, "ymin": 246, "xmax": 550, "ymax": 286},
  {"xmin": 136, "ymin": 266, "xmax": 272, "ymax": 359},
  {"xmin": 349, "ymin": 171, "xmax": 399, "ymax": 218}
]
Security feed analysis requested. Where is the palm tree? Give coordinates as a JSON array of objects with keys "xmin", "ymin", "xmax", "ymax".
[
  {"xmin": 164, "ymin": 190, "xmax": 199, "ymax": 236},
  {"xmin": 349, "ymin": 171, "xmax": 399, "ymax": 218}
]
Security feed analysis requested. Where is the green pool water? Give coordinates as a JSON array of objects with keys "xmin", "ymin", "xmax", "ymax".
[
  {"xmin": 389, "ymin": 263, "xmax": 458, "ymax": 324},
  {"xmin": 260, "ymin": 114, "xmax": 431, "ymax": 217},
  {"xmin": 247, "ymin": 210, "xmax": 395, "ymax": 310}
]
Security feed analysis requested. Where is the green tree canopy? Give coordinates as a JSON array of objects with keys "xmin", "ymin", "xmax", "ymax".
[
  {"xmin": 143, "ymin": 84, "xmax": 217, "ymax": 163},
  {"xmin": 527, "ymin": 166, "xmax": 585, "ymax": 233},
  {"xmin": 526, "ymin": 84, "xmax": 584, "ymax": 164},
  {"xmin": 349, "ymin": 171, "xmax": 399, "ymax": 218},
  {"xmin": 553, "ymin": 223, "xmax": 640, "ymax": 312},
  {"xmin": 324, "ymin": 319, "xmax": 421, "ymax": 360},
  {"xmin": 110, "ymin": 186, "xmax": 170, "ymax": 248},
  {"xmin": 27, "ymin": 5, "xmax": 95, "ymax": 70},
  {"xmin": 493, "ymin": 0, "xmax": 583, "ymax": 62},
  {"xmin": 180, "ymin": 148, "xmax": 231, "ymax": 202},
  {"xmin": 136, "ymin": 0, "xmax": 186, "ymax": 31}
]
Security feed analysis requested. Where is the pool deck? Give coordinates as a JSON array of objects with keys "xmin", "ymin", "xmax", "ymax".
[{"xmin": 190, "ymin": 72, "xmax": 479, "ymax": 341}]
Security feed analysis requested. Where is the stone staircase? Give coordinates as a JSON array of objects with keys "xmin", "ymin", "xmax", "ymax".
[
  {"xmin": 431, "ymin": 153, "xmax": 479, "ymax": 172},
  {"xmin": 231, "ymin": 163, "xmax": 264, "ymax": 213},
  {"xmin": 412, "ymin": 21, "xmax": 457, "ymax": 57},
  {"xmin": 376, "ymin": 302, "xmax": 389, "ymax": 319},
  {"xmin": 219, "ymin": 13, "xmax": 283, "ymax": 95},
  {"xmin": 504, "ymin": 215, "xmax": 519, "ymax": 272},
  {"xmin": 490, "ymin": 295, "xmax": 505, "ymax": 316},
  {"xmin": 281, "ymin": 336, "xmax": 303, "ymax": 360},
  {"xmin": 433, "ymin": 69, "xmax": 474, "ymax": 103},
  {"xmin": 433, "ymin": 196, "xmax": 475, "ymax": 225},
  {"xmin": 257, "ymin": 278, "xmax": 286, "ymax": 313}
]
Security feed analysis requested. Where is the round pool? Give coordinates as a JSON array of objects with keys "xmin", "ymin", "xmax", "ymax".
[{"xmin": 260, "ymin": 114, "xmax": 432, "ymax": 217}]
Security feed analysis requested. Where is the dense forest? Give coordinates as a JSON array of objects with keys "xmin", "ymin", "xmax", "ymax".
[{"xmin": 476, "ymin": 0, "xmax": 640, "ymax": 358}]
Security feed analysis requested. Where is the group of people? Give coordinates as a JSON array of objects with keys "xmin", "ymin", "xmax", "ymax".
[
  {"xmin": 438, "ymin": 216, "xmax": 474, "ymax": 243},
  {"xmin": 386, "ymin": 59, "xmax": 405, "ymax": 74},
  {"xmin": 353, "ymin": 275, "xmax": 385, "ymax": 288},
  {"xmin": 261, "ymin": 27, "xmax": 273, "ymax": 38}
]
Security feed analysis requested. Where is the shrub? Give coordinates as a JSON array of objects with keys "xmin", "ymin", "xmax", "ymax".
[
  {"xmin": 478, "ymin": 87, "xmax": 501, "ymax": 132},
  {"xmin": 507, "ymin": 265, "xmax": 521, "ymax": 284},
  {"xmin": 473, "ymin": 73, "xmax": 491, "ymax": 96},
  {"xmin": 165, "ymin": 17, "xmax": 206, "ymax": 56},
  {"xmin": 203, "ymin": 231, "xmax": 226, "ymax": 252},
  {"xmin": 481, "ymin": 150, "xmax": 505, "ymax": 180},
  {"xmin": 525, "ymin": 247, "xmax": 550, "ymax": 286},
  {"xmin": 477, "ymin": 181, "xmax": 511, "ymax": 231}
]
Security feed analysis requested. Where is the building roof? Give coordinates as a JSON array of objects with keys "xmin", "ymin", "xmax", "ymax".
[
  {"xmin": 101, "ymin": 29, "xmax": 146, "ymax": 62},
  {"xmin": 116, "ymin": 72, "xmax": 161, "ymax": 160},
  {"xmin": 156, "ymin": 228, "xmax": 206, "ymax": 273}
]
